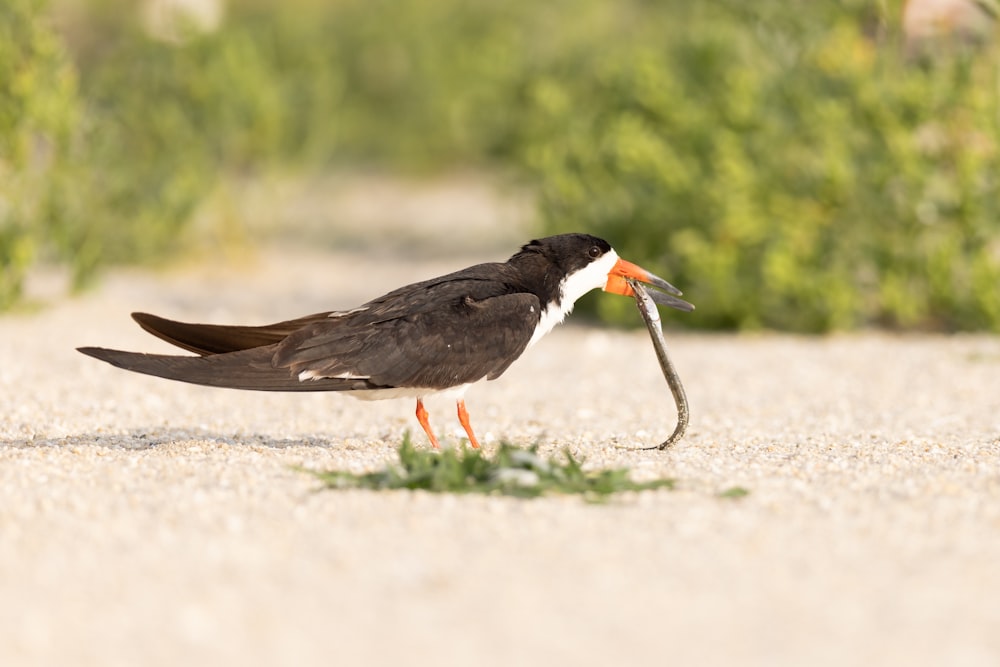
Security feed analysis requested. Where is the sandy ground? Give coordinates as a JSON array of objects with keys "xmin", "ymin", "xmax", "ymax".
[{"xmin": 2, "ymin": 246, "xmax": 999, "ymax": 667}]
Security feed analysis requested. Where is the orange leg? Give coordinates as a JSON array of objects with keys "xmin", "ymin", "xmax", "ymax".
[
  {"xmin": 456, "ymin": 399, "xmax": 481, "ymax": 449},
  {"xmin": 415, "ymin": 399, "xmax": 441, "ymax": 449}
]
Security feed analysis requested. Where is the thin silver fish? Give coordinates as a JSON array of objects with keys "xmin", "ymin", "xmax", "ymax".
[{"xmin": 627, "ymin": 278, "xmax": 690, "ymax": 449}]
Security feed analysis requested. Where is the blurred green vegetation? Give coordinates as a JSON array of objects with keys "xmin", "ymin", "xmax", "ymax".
[
  {"xmin": 2, "ymin": 0, "xmax": 999, "ymax": 331},
  {"xmin": 0, "ymin": 0, "xmax": 77, "ymax": 308},
  {"xmin": 530, "ymin": 2, "xmax": 1000, "ymax": 331}
]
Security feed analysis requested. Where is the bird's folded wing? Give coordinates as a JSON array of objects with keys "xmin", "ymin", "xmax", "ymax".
[{"xmin": 273, "ymin": 292, "xmax": 542, "ymax": 390}]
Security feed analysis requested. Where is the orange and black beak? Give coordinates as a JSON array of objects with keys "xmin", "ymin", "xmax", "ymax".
[{"xmin": 604, "ymin": 258, "xmax": 695, "ymax": 312}]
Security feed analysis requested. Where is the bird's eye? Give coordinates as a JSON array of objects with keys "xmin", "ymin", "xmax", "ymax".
[{"xmin": 588, "ymin": 246, "xmax": 602, "ymax": 258}]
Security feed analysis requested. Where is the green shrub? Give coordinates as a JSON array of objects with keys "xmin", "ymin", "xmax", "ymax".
[
  {"xmin": 0, "ymin": 0, "xmax": 78, "ymax": 307},
  {"xmin": 6, "ymin": 0, "xmax": 1000, "ymax": 332},
  {"xmin": 529, "ymin": 2, "xmax": 1000, "ymax": 331}
]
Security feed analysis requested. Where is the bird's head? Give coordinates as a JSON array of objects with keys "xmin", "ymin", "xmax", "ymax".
[{"xmin": 524, "ymin": 234, "xmax": 694, "ymax": 312}]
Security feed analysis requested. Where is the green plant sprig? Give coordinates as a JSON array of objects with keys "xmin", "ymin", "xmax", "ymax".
[{"xmin": 304, "ymin": 433, "xmax": 676, "ymax": 501}]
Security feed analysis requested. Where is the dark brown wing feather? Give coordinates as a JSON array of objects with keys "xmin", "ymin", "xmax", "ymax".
[{"xmin": 132, "ymin": 311, "xmax": 335, "ymax": 356}]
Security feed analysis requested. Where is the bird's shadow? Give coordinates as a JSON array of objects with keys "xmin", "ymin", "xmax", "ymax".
[{"xmin": 0, "ymin": 428, "xmax": 346, "ymax": 451}]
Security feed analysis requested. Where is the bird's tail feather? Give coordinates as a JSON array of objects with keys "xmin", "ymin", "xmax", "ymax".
[{"xmin": 77, "ymin": 346, "xmax": 371, "ymax": 392}]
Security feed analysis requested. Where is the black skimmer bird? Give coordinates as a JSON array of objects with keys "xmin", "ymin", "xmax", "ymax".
[{"xmin": 78, "ymin": 233, "xmax": 693, "ymax": 448}]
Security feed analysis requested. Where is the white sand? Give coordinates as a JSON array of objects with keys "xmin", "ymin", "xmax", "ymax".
[{"xmin": 2, "ymin": 248, "xmax": 999, "ymax": 666}]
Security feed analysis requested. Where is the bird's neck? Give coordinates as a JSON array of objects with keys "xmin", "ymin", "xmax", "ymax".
[{"xmin": 508, "ymin": 252, "xmax": 565, "ymax": 309}]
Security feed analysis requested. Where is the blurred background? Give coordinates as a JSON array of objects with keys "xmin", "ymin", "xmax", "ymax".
[{"xmin": 2, "ymin": 0, "xmax": 999, "ymax": 331}]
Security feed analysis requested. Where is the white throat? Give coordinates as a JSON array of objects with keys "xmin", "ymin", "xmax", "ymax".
[{"xmin": 526, "ymin": 249, "xmax": 619, "ymax": 349}]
